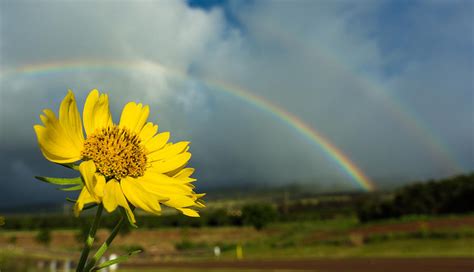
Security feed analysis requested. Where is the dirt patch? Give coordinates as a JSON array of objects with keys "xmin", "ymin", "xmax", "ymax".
[{"xmin": 0, "ymin": 226, "xmax": 261, "ymax": 256}]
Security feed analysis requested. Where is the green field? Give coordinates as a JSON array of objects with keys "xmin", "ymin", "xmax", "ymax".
[
  {"xmin": 2, "ymin": 175, "xmax": 473, "ymax": 271},
  {"xmin": 1, "ymin": 215, "xmax": 473, "ymax": 270}
]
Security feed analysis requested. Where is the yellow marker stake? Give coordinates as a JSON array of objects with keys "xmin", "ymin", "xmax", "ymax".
[{"xmin": 236, "ymin": 244, "xmax": 243, "ymax": 260}]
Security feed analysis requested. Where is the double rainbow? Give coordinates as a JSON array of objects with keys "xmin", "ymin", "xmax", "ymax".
[{"xmin": 3, "ymin": 60, "xmax": 378, "ymax": 191}]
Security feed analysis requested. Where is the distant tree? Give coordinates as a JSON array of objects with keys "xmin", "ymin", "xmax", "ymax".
[
  {"xmin": 357, "ymin": 173, "xmax": 474, "ymax": 222},
  {"xmin": 241, "ymin": 203, "xmax": 278, "ymax": 230},
  {"xmin": 207, "ymin": 209, "xmax": 231, "ymax": 227}
]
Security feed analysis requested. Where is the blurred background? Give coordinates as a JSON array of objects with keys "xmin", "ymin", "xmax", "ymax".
[{"xmin": 0, "ymin": 0, "xmax": 473, "ymax": 271}]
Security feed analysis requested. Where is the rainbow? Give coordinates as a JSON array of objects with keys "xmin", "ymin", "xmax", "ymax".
[
  {"xmin": 260, "ymin": 27, "xmax": 465, "ymax": 174},
  {"xmin": 2, "ymin": 60, "xmax": 378, "ymax": 191},
  {"xmin": 206, "ymin": 80, "xmax": 376, "ymax": 191}
]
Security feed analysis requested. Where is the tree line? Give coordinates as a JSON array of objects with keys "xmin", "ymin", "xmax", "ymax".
[
  {"xmin": 357, "ymin": 173, "xmax": 474, "ymax": 222},
  {"xmin": 3, "ymin": 173, "xmax": 473, "ymax": 230},
  {"xmin": 2, "ymin": 203, "xmax": 277, "ymax": 231}
]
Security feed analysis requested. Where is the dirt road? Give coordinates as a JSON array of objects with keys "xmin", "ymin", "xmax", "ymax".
[{"xmin": 125, "ymin": 258, "xmax": 474, "ymax": 272}]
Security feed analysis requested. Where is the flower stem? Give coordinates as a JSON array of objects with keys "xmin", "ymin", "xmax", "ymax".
[
  {"xmin": 76, "ymin": 204, "xmax": 103, "ymax": 272},
  {"xmin": 83, "ymin": 216, "xmax": 125, "ymax": 271}
]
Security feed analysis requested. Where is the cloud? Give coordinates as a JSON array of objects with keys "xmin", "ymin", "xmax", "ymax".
[{"xmin": 0, "ymin": 0, "xmax": 472, "ymax": 206}]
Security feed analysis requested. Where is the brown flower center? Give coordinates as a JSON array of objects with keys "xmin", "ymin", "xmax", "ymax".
[{"xmin": 81, "ymin": 126, "xmax": 147, "ymax": 179}]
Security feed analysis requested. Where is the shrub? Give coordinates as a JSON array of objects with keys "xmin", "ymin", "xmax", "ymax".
[
  {"xmin": 241, "ymin": 203, "xmax": 277, "ymax": 230},
  {"xmin": 357, "ymin": 173, "xmax": 474, "ymax": 222},
  {"xmin": 35, "ymin": 228, "xmax": 51, "ymax": 246}
]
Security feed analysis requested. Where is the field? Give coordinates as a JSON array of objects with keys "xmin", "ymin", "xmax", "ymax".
[
  {"xmin": 1, "ymin": 214, "xmax": 473, "ymax": 271},
  {"xmin": 2, "ymin": 176, "xmax": 473, "ymax": 271}
]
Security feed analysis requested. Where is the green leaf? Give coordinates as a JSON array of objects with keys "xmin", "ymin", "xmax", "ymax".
[
  {"xmin": 92, "ymin": 250, "xmax": 142, "ymax": 271},
  {"xmin": 57, "ymin": 162, "xmax": 80, "ymax": 170},
  {"xmin": 66, "ymin": 198, "xmax": 97, "ymax": 210},
  {"xmin": 83, "ymin": 203, "xmax": 98, "ymax": 210},
  {"xmin": 66, "ymin": 197, "xmax": 77, "ymax": 203},
  {"xmin": 59, "ymin": 184, "xmax": 83, "ymax": 191},
  {"xmin": 35, "ymin": 176, "xmax": 82, "ymax": 186}
]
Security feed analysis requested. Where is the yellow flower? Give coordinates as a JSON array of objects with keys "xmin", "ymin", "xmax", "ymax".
[{"xmin": 34, "ymin": 89, "xmax": 204, "ymax": 223}]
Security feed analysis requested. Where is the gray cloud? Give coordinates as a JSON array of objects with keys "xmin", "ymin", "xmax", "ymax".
[{"xmin": 0, "ymin": 0, "xmax": 472, "ymax": 206}]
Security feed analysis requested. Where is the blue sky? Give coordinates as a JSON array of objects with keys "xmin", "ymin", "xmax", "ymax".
[{"xmin": 0, "ymin": 0, "xmax": 472, "ymax": 206}]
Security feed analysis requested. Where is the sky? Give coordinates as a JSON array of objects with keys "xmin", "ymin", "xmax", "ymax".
[{"xmin": 0, "ymin": 0, "xmax": 473, "ymax": 207}]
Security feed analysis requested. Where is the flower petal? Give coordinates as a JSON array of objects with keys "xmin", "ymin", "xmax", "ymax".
[
  {"xmin": 79, "ymin": 161, "xmax": 97, "ymax": 197},
  {"xmin": 138, "ymin": 172, "xmax": 202, "ymax": 210},
  {"xmin": 59, "ymin": 90, "xmax": 84, "ymax": 151},
  {"xmin": 149, "ymin": 152, "xmax": 192, "ymax": 174},
  {"xmin": 34, "ymin": 108, "xmax": 82, "ymax": 163},
  {"xmin": 140, "ymin": 172, "xmax": 192, "ymax": 195},
  {"xmin": 145, "ymin": 132, "xmax": 170, "ymax": 154},
  {"xmin": 148, "ymin": 141, "xmax": 189, "ymax": 162},
  {"xmin": 102, "ymin": 179, "xmax": 135, "ymax": 222},
  {"xmin": 164, "ymin": 194, "xmax": 200, "ymax": 209},
  {"xmin": 83, "ymin": 89, "xmax": 113, "ymax": 136},
  {"xmin": 74, "ymin": 188, "xmax": 97, "ymax": 216},
  {"xmin": 177, "ymin": 208, "xmax": 200, "ymax": 217},
  {"xmin": 119, "ymin": 102, "xmax": 149, "ymax": 133},
  {"xmin": 78, "ymin": 160, "xmax": 106, "ymax": 200},
  {"xmin": 173, "ymin": 168, "xmax": 196, "ymax": 183},
  {"xmin": 121, "ymin": 177, "xmax": 162, "ymax": 215},
  {"xmin": 121, "ymin": 205, "xmax": 136, "ymax": 225},
  {"xmin": 139, "ymin": 122, "xmax": 158, "ymax": 144},
  {"xmin": 103, "ymin": 180, "xmax": 119, "ymax": 212},
  {"xmin": 94, "ymin": 174, "xmax": 106, "ymax": 198}
]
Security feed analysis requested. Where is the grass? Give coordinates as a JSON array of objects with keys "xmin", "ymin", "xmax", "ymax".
[
  {"xmin": 236, "ymin": 237, "xmax": 474, "ymax": 259},
  {"xmin": 362, "ymin": 212, "xmax": 474, "ymax": 226}
]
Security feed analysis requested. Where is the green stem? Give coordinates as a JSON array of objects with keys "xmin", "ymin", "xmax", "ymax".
[
  {"xmin": 76, "ymin": 204, "xmax": 103, "ymax": 272},
  {"xmin": 83, "ymin": 216, "xmax": 125, "ymax": 272}
]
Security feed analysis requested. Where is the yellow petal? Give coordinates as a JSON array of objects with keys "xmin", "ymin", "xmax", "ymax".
[
  {"xmin": 59, "ymin": 90, "xmax": 84, "ymax": 150},
  {"xmin": 148, "ymin": 141, "xmax": 189, "ymax": 162},
  {"xmin": 103, "ymin": 180, "xmax": 121, "ymax": 212},
  {"xmin": 139, "ymin": 172, "xmax": 192, "ymax": 195},
  {"xmin": 145, "ymin": 132, "xmax": 170, "ymax": 154},
  {"xmin": 174, "ymin": 168, "xmax": 194, "ymax": 179},
  {"xmin": 77, "ymin": 161, "xmax": 106, "ymax": 200},
  {"xmin": 178, "ymin": 208, "xmax": 200, "ymax": 217},
  {"xmin": 139, "ymin": 122, "xmax": 158, "ymax": 144},
  {"xmin": 74, "ymin": 188, "xmax": 97, "ymax": 216},
  {"xmin": 83, "ymin": 89, "xmax": 113, "ymax": 136},
  {"xmin": 34, "ymin": 109, "xmax": 82, "ymax": 163},
  {"xmin": 121, "ymin": 203, "xmax": 136, "ymax": 224},
  {"xmin": 137, "ymin": 172, "xmax": 201, "ymax": 209},
  {"xmin": 173, "ymin": 168, "xmax": 197, "ymax": 183},
  {"xmin": 119, "ymin": 102, "xmax": 149, "ymax": 133},
  {"xmin": 149, "ymin": 152, "xmax": 191, "ymax": 174},
  {"xmin": 94, "ymin": 174, "xmax": 106, "ymax": 198},
  {"xmin": 79, "ymin": 161, "xmax": 98, "ymax": 199},
  {"xmin": 102, "ymin": 180, "xmax": 134, "ymax": 222},
  {"xmin": 121, "ymin": 177, "xmax": 162, "ymax": 215},
  {"xmin": 163, "ymin": 195, "xmax": 199, "ymax": 208},
  {"xmin": 195, "ymin": 199, "xmax": 206, "ymax": 208}
]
